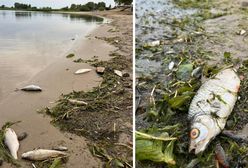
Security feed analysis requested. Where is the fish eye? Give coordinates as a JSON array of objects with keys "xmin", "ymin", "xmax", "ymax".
[{"xmin": 190, "ymin": 128, "xmax": 199, "ymax": 139}]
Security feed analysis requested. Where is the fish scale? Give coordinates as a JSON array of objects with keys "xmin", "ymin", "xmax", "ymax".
[
  {"xmin": 189, "ymin": 70, "xmax": 239, "ymax": 125},
  {"xmin": 188, "ymin": 68, "xmax": 240, "ymax": 154}
]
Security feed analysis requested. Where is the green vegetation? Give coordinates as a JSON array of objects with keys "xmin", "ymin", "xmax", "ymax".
[
  {"xmin": 61, "ymin": 2, "xmax": 111, "ymax": 11},
  {"xmin": 114, "ymin": 0, "xmax": 133, "ymax": 5},
  {"xmin": 0, "ymin": 1, "xmax": 112, "ymax": 12}
]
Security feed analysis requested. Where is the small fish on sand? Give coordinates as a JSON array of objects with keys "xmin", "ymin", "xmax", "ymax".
[
  {"xmin": 4, "ymin": 128, "xmax": 19, "ymax": 159},
  {"xmin": 74, "ymin": 69, "xmax": 92, "ymax": 75},
  {"xmin": 188, "ymin": 68, "xmax": 240, "ymax": 154},
  {"xmin": 21, "ymin": 85, "xmax": 42, "ymax": 91},
  {"xmin": 21, "ymin": 85, "xmax": 42, "ymax": 92},
  {"xmin": 22, "ymin": 149, "xmax": 67, "ymax": 161}
]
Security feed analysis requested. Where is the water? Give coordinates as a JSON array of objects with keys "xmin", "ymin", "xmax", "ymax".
[{"xmin": 0, "ymin": 10, "xmax": 103, "ymax": 99}]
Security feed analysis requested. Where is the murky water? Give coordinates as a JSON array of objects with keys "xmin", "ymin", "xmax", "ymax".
[{"xmin": 0, "ymin": 10, "xmax": 103, "ymax": 100}]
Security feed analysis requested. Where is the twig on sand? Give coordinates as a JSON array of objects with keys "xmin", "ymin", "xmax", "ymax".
[{"xmin": 114, "ymin": 143, "xmax": 133, "ymax": 150}]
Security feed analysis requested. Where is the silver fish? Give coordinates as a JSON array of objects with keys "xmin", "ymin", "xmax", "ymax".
[
  {"xmin": 74, "ymin": 69, "xmax": 92, "ymax": 75},
  {"xmin": 21, "ymin": 85, "xmax": 42, "ymax": 91},
  {"xmin": 22, "ymin": 149, "xmax": 67, "ymax": 161},
  {"xmin": 188, "ymin": 68, "xmax": 240, "ymax": 154},
  {"xmin": 4, "ymin": 128, "xmax": 19, "ymax": 159}
]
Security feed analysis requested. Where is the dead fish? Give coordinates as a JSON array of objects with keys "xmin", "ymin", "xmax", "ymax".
[
  {"xmin": 22, "ymin": 149, "xmax": 67, "ymax": 161},
  {"xmin": 74, "ymin": 69, "xmax": 92, "ymax": 75},
  {"xmin": 21, "ymin": 85, "xmax": 42, "ymax": 91},
  {"xmin": 4, "ymin": 128, "xmax": 19, "ymax": 159},
  {"xmin": 188, "ymin": 68, "xmax": 240, "ymax": 154},
  {"xmin": 215, "ymin": 143, "xmax": 229, "ymax": 168}
]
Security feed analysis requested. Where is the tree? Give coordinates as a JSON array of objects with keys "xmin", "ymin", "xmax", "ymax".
[
  {"xmin": 97, "ymin": 2, "xmax": 106, "ymax": 9},
  {"xmin": 80, "ymin": 5, "xmax": 90, "ymax": 11},
  {"xmin": 85, "ymin": 2, "xmax": 95, "ymax": 10},
  {"xmin": 70, "ymin": 4, "xmax": 77, "ymax": 10},
  {"xmin": 14, "ymin": 3, "xmax": 32, "ymax": 9},
  {"xmin": 114, "ymin": 0, "xmax": 132, "ymax": 5}
]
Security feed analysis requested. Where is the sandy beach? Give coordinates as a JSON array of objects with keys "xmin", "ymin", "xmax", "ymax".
[{"xmin": 0, "ymin": 9, "xmax": 132, "ymax": 168}]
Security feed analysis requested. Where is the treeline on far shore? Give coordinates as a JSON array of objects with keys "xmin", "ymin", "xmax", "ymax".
[{"xmin": 0, "ymin": 0, "xmax": 132, "ymax": 12}]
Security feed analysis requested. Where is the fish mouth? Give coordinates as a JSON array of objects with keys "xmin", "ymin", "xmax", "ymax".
[
  {"xmin": 189, "ymin": 142, "xmax": 206, "ymax": 155},
  {"xmin": 189, "ymin": 146, "xmax": 203, "ymax": 155}
]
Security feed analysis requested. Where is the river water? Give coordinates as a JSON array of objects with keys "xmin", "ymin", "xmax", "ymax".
[{"xmin": 0, "ymin": 10, "xmax": 103, "ymax": 100}]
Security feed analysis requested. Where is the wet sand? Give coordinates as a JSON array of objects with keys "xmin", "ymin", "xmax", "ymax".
[{"xmin": 0, "ymin": 13, "xmax": 116, "ymax": 167}]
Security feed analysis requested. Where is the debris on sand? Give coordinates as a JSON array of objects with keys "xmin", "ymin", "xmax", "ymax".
[
  {"xmin": 21, "ymin": 85, "xmax": 42, "ymax": 92},
  {"xmin": 222, "ymin": 124, "xmax": 248, "ymax": 143},
  {"xmin": 114, "ymin": 70, "xmax": 123, "ymax": 77},
  {"xmin": 176, "ymin": 63, "xmax": 193, "ymax": 81},
  {"xmin": 215, "ymin": 143, "xmax": 229, "ymax": 168},
  {"xmin": 22, "ymin": 149, "xmax": 67, "ymax": 161},
  {"xmin": 186, "ymin": 158, "xmax": 200, "ymax": 168},
  {"xmin": 96, "ymin": 66, "xmax": 105, "ymax": 74},
  {"xmin": 68, "ymin": 99, "xmax": 88, "ymax": 106},
  {"xmin": 4, "ymin": 128, "xmax": 19, "ymax": 159},
  {"xmin": 191, "ymin": 66, "xmax": 202, "ymax": 78},
  {"xmin": 66, "ymin": 53, "xmax": 75, "ymax": 58},
  {"xmin": 17, "ymin": 132, "xmax": 28, "ymax": 141},
  {"xmin": 52, "ymin": 146, "xmax": 68, "ymax": 152},
  {"xmin": 168, "ymin": 61, "xmax": 175, "ymax": 70},
  {"xmin": 145, "ymin": 40, "xmax": 160, "ymax": 47},
  {"xmin": 74, "ymin": 69, "xmax": 92, "ymax": 75},
  {"xmin": 237, "ymin": 29, "xmax": 246, "ymax": 36}
]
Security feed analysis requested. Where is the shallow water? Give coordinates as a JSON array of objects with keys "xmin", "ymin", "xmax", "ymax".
[{"xmin": 0, "ymin": 10, "xmax": 103, "ymax": 100}]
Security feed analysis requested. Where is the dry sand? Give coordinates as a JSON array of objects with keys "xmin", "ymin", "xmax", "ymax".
[{"xmin": 0, "ymin": 10, "xmax": 129, "ymax": 168}]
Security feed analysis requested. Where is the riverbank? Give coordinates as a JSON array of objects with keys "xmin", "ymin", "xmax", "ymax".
[
  {"xmin": 0, "ymin": 9, "xmax": 132, "ymax": 167},
  {"xmin": 44, "ymin": 9, "xmax": 133, "ymax": 167},
  {"xmin": 136, "ymin": 0, "xmax": 247, "ymax": 167}
]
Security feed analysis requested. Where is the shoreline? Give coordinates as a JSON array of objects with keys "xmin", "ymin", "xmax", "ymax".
[{"xmin": 0, "ymin": 11, "xmax": 118, "ymax": 167}]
